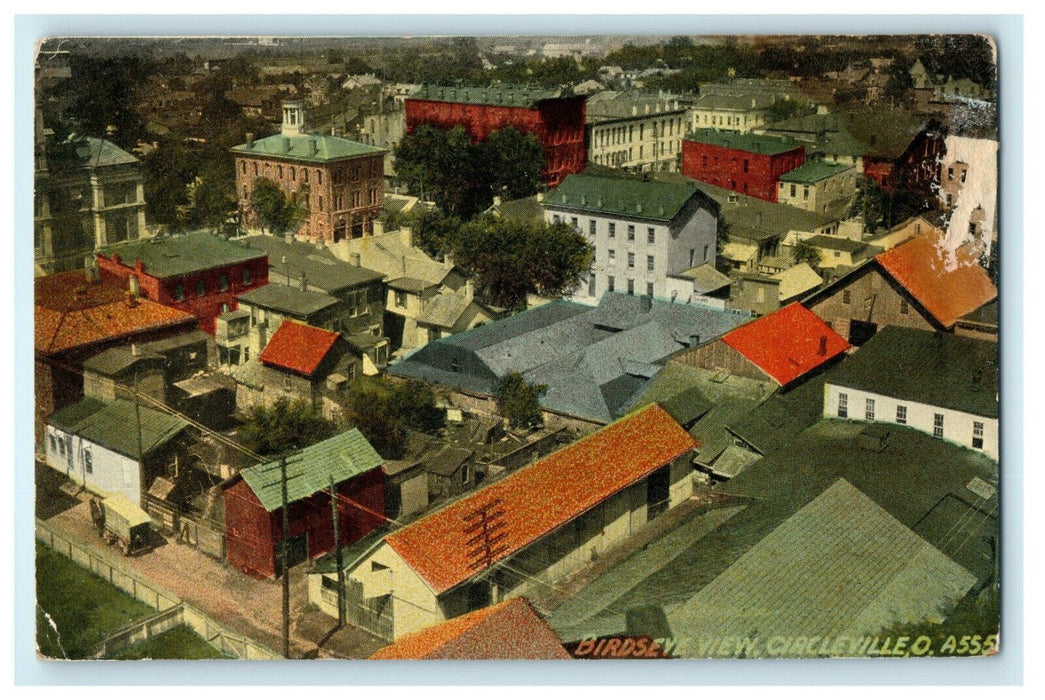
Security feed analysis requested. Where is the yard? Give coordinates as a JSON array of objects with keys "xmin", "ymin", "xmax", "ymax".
[{"xmin": 111, "ymin": 625, "xmax": 229, "ymax": 660}]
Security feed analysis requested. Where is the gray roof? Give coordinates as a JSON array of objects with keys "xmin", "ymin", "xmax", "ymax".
[
  {"xmin": 490, "ymin": 196, "xmax": 545, "ymax": 225},
  {"xmin": 692, "ymin": 92, "xmax": 776, "ymax": 112},
  {"xmin": 100, "ymin": 231, "xmax": 266, "ymax": 279},
  {"xmin": 390, "ymin": 294, "xmax": 746, "ymax": 423},
  {"xmin": 83, "ymin": 347, "xmax": 163, "ymax": 376},
  {"xmin": 959, "ymin": 298, "xmax": 999, "ymax": 327},
  {"xmin": 387, "ymin": 277, "xmax": 437, "ymax": 293},
  {"xmin": 242, "ymin": 235, "xmax": 384, "ymax": 293},
  {"xmin": 805, "ymin": 234, "xmax": 869, "ymax": 254},
  {"xmin": 424, "ymin": 447, "xmax": 474, "ymax": 477},
  {"xmin": 673, "ymin": 478, "xmax": 977, "ymax": 656},
  {"xmin": 826, "ymin": 326, "xmax": 998, "ymax": 418},
  {"xmin": 416, "ymin": 288, "xmax": 476, "ymax": 330},
  {"xmin": 136, "ymin": 329, "xmax": 211, "ymax": 355},
  {"xmin": 544, "ymin": 173, "xmax": 718, "ymax": 224},
  {"xmin": 231, "ymin": 132, "xmax": 384, "ymax": 163},
  {"xmin": 59, "ymin": 136, "xmax": 139, "ymax": 168},
  {"xmin": 238, "ymin": 283, "xmax": 340, "ymax": 318},
  {"xmin": 173, "ymin": 373, "xmax": 236, "ymax": 398},
  {"xmin": 673, "ymin": 263, "xmax": 732, "ymax": 294},
  {"xmin": 696, "ymin": 182, "xmax": 837, "ymax": 240},
  {"xmin": 49, "ymin": 397, "xmax": 190, "ymax": 460},
  {"xmin": 409, "ymin": 83, "xmax": 572, "ymax": 109}
]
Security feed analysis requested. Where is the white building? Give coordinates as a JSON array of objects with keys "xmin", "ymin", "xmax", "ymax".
[
  {"xmin": 823, "ymin": 326, "xmax": 998, "ymax": 461},
  {"xmin": 586, "ymin": 93, "xmax": 690, "ymax": 173},
  {"xmin": 45, "ymin": 397, "xmax": 191, "ymax": 505},
  {"xmin": 542, "ymin": 174, "xmax": 719, "ymax": 305}
]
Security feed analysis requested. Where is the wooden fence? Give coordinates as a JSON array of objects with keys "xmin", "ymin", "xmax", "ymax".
[{"xmin": 36, "ymin": 519, "xmax": 279, "ymax": 660}]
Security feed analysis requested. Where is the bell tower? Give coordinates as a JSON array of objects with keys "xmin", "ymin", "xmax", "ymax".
[{"xmin": 281, "ymin": 100, "xmax": 306, "ymax": 137}]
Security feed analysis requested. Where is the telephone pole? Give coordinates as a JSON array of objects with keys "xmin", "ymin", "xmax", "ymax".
[
  {"xmin": 329, "ymin": 475, "xmax": 346, "ymax": 628},
  {"xmin": 463, "ymin": 498, "xmax": 509, "ymax": 572},
  {"xmin": 280, "ymin": 453, "xmax": 290, "ymax": 658}
]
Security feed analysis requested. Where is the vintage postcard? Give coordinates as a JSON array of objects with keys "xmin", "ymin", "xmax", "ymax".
[{"xmin": 33, "ymin": 33, "xmax": 999, "ymax": 662}]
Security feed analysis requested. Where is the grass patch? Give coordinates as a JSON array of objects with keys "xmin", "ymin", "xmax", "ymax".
[
  {"xmin": 110, "ymin": 625, "xmax": 229, "ymax": 660},
  {"xmin": 35, "ymin": 542, "xmax": 155, "ymax": 659}
]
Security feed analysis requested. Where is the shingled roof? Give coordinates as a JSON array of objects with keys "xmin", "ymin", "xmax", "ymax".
[
  {"xmin": 258, "ymin": 321, "xmax": 340, "ymax": 377},
  {"xmin": 49, "ymin": 397, "xmax": 189, "ymax": 460},
  {"xmin": 722, "ymin": 303, "xmax": 850, "ymax": 386},
  {"xmin": 874, "ymin": 234, "xmax": 997, "ymax": 329},
  {"xmin": 544, "ymin": 173, "xmax": 718, "ymax": 224},
  {"xmin": 369, "ymin": 597, "xmax": 570, "ymax": 660},
  {"xmin": 99, "ymin": 231, "xmax": 266, "ymax": 279},
  {"xmin": 231, "ymin": 133, "xmax": 384, "ymax": 163},
  {"xmin": 384, "ymin": 404, "xmax": 696, "ymax": 595},
  {"xmin": 35, "ymin": 272, "xmax": 197, "ymax": 355}
]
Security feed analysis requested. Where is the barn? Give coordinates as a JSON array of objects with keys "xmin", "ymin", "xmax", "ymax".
[{"xmin": 222, "ymin": 429, "xmax": 385, "ymax": 579}]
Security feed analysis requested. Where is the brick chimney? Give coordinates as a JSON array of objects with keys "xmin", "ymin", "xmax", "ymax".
[{"xmin": 818, "ymin": 335, "xmax": 827, "ymax": 356}]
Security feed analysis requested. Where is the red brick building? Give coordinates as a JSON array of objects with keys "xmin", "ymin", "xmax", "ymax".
[
  {"xmin": 232, "ymin": 100, "xmax": 386, "ymax": 243},
  {"xmin": 222, "ymin": 429, "xmax": 386, "ymax": 579},
  {"xmin": 96, "ymin": 231, "xmax": 268, "ymax": 335},
  {"xmin": 682, "ymin": 129, "xmax": 805, "ymax": 202},
  {"xmin": 34, "ymin": 270, "xmax": 198, "ymax": 443},
  {"xmin": 405, "ymin": 84, "xmax": 587, "ymax": 187}
]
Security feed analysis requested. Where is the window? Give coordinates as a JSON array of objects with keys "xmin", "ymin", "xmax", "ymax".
[
  {"xmin": 395, "ymin": 290, "xmax": 407, "ymax": 308},
  {"xmin": 318, "ymin": 171, "xmax": 323, "ymax": 185},
  {"xmin": 243, "ymin": 267, "xmax": 252, "ymax": 285},
  {"xmin": 588, "ymin": 275, "xmax": 596, "ymax": 296},
  {"xmin": 460, "ymin": 465, "xmax": 470, "ymax": 485},
  {"xmin": 647, "ymin": 255, "xmax": 655, "ymax": 272},
  {"xmin": 253, "ymin": 163, "xmax": 259, "ymax": 176},
  {"xmin": 948, "ymin": 167, "xmax": 954, "ymax": 181},
  {"xmin": 553, "ymin": 215, "xmax": 561, "ymax": 225},
  {"xmin": 284, "ymin": 375, "xmax": 292, "ymax": 391},
  {"xmin": 896, "ymin": 405, "xmax": 907, "ymax": 424},
  {"xmin": 973, "ymin": 421, "xmax": 984, "ymax": 449},
  {"xmin": 865, "ymin": 398, "xmax": 875, "ymax": 421},
  {"xmin": 319, "ymin": 196, "xmax": 324, "ymax": 211},
  {"xmin": 743, "ymin": 159, "xmax": 749, "ymax": 173},
  {"xmin": 173, "ymin": 284, "xmax": 184, "ymax": 302},
  {"xmin": 450, "ymin": 357, "xmax": 460, "ymax": 373},
  {"xmin": 900, "ymin": 298, "xmax": 910, "ymax": 315},
  {"xmin": 220, "ymin": 273, "xmax": 229, "ymax": 292},
  {"xmin": 803, "ymin": 186, "xmax": 809, "ymax": 200},
  {"xmin": 626, "ymin": 279, "xmax": 634, "ymax": 295},
  {"xmin": 842, "ymin": 289, "xmax": 851, "ymax": 305},
  {"xmin": 933, "ymin": 413, "xmax": 944, "ymax": 438},
  {"xmin": 960, "ymin": 169, "xmax": 967, "ymax": 183},
  {"xmin": 241, "ymin": 162, "xmax": 246, "ymax": 174},
  {"xmin": 837, "ymin": 393, "xmax": 848, "ymax": 418},
  {"xmin": 647, "ymin": 228, "xmax": 655, "ymax": 244},
  {"xmin": 196, "ymin": 279, "xmax": 206, "ymax": 297},
  {"xmin": 304, "ymin": 169, "xmax": 309, "ymax": 184},
  {"xmin": 790, "ymin": 184, "xmax": 796, "ymax": 197},
  {"xmin": 689, "ymin": 249, "xmax": 695, "ymax": 267},
  {"xmin": 49, "ymin": 435, "xmax": 56, "ymax": 454},
  {"xmin": 277, "ymin": 165, "xmax": 283, "ymax": 179},
  {"xmin": 646, "ymin": 282, "xmax": 654, "ymax": 297},
  {"xmin": 290, "ymin": 167, "xmax": 296, "ymax": 182},
  {"xmin": 589, "ymin": 220, "xmax": 596, "ymax": 235},
  {"xmin": 84, "ymin": 450, "xmax": 93, "ymax": 474},
  {"xmin": 627, "ymin": 225, "xmax": 635, "ymax": 241},
  {"xmin": 703, "ymin": 244, "xmax": 710, "ymax": 262},
  {"xmin": 608, "ymin": 249, "xmax": 616, "ymax": 262},
  {"xmin": 608, "ymin": 275, "xmax": 615, "ymax": 292},
  {"xmin": 571, "ymin": 217, "xmax": 579, "ymax": 229},
  {"xmin": 608, "ymin": 223, "xmax": 616, "ymax": 238},
  {"xmin": 627, "ymin": 252, "xmax": 635, "ymax": 269}
]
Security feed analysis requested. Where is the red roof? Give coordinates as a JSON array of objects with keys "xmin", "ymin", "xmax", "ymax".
[
  {"xmin": 385, "ymin": 404, "xmax": 696, "ymax": 595},
  {"xmin": 369, "ymin": 597, "xmax": 570, "ymax": 660},
  {"xmin": 35, "ymin": 272, "xmax": 197, "ymax": 355},
  {"xmin": 875, "ymin": 233, "xmax": 998, "ymax": 329},
  {"xmin": 722, "ymin": 302, "xmax": 850, "ymax": 386},
  {"xmin": 258, "ymin": 321, "xmax": 340, "ymax": 376}
]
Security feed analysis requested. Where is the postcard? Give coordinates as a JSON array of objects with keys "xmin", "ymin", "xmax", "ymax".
[{"xmin": 32, "ymin": 33, "xmax": 999, "ymax": 662}]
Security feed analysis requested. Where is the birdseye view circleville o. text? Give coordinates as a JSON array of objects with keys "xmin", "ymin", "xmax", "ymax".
[{"xmin": 32, "ymin": 33, "xmax": 999, "ymax": 661}]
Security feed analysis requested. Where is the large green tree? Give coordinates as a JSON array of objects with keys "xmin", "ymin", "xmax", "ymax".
[
  {"xmin": 250, "ymin": 177, "xmax": 305, "ymax": 234},
  {"xmin": 451, "ymin": 216, "xmax": 594, "ymax": 310},
  {"xmin": 496, "ymin": 373, "xmax": 547, "ymax": 430},
  {"xmin": 239, "ymin": 396, "xmax": 336, "ymax": 457}
]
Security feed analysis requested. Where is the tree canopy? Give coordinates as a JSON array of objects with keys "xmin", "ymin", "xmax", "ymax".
[
  {"xmin": 342, "ymin": 376, "xmax": 446, "ymax": 459},
  {"xmin": 496, "ymin": 373, "xmax": 547, "ymax": 430},
  {"xmin": 239, "ymin": 396, "xmax": 336, "ymax": 457},
  {"xmin": 250, "ymin": 177, "xmax": 305, "ymax": 234},
  {"xmin": 793, "ymin": 240, "xmax": 822, "ymax": 268}
]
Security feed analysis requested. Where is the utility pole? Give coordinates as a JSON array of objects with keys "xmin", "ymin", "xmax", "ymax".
[
  {"xmin": 329, "ymin": 475, "xmax": 346, "ymax": 628},
  {"xmin": 280, "ymin": 453, "xmax": 291, "ymax": 658},
  {"xmin": 463, "ymin": 498, "xmax": 509, "ymax": 572},
  {"xmin": 133, "ymin": 369, "xmax": 144, "ymax": 473}
]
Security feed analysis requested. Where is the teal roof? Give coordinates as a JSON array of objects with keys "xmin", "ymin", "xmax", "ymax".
[
  {"xmin": 239, "ymin": 429, "xmax": 384, "ymax": 512},
  {"xmin": 544, "ymin": 173, "xmax": 718, "ymax": 223},
  {"xmin": 100, "ymin": 230, "xmax": 266, "ymax": 279},
  {"xmin": 410, "ymin": 83, "xmax": 569, "ymax": 109},
  {"xmin": 73, "ymin": 136, "xmax": 139, "ymax": 168},
  {"xmin": 686, "ymin": 128, "xmax": 804, "ymax": 157},
  {"xmin": 49, "ymin": 398, "xmax": 189, "ymax": 460},
  {"xmin": 778, "ymin": 160, "xmax": 853, "ymax": 184},
  {"xmin": 231, "ymin": 133, "xmax": 384, "ymax": 163}
]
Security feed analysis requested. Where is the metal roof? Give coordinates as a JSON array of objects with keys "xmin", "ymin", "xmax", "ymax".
[
  {"xmin": 238, "ymin": 429, "xmax": 384, "ymax": 512},
  {"xmin": 778, "ymin": 160, "xmax": 854, "ymax": 184},
  {"xmin": 805, "ymin": 234, "xmax": 869, "ymax": 254},
  {"xmin": 544, "ymin": 173, "xmax": 718, "ymax": 224},
  {"xmin": 231, "ymin": 133, "xmax": 384, "ymax": 163},
  {"xmin": 826, "ymin": 325, "xmax": 998, "ymax": 418},
  {"xmin": 243, "ymin": 234, "xmax": 384, "ymax": 293},
  {"xmin": 409, "ymin": 83, "xmax": 570, "ymax": 109},
  {"xmin": 49, "ymin": 397, "xmax": 190, "ymax": 460},
  {"xmin": 99, "ymin": 231, "xmax": 266, "ymax": 280},
  {"xmin": 674, "ymin": 263, "xmax": 732, "ymax": 294},
  {"xmin": 238, "ymin": 283, "xmax": 340, "ymax": 318},
  {"xmin": 686, "ymin": 128, "xmax": 804, "ymax": 157}
]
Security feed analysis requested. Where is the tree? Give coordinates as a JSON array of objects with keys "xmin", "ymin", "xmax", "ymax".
[
  {"xmin": 239, "ymin": 397, "xmax": 336, "ymax": 457},
  {"xmin": 496, "ymin": 373, "xmax": 547, "ymax": 430},
  {"xmin": 477, "ymin": 128, "xmax": 544, "ymax": 201},
  {"xmin": 793, "ymin": 240, "xmax": 822, "ymax": 268},
  {"xmin": 343, "ymin": 380, "xmax": 406, "ymax": 459},
  {"xmin": 853, "ymin": 180, "xmax": 889, "ymax": 233},
  {"xmin": 451, "ymin": 216, "xmax": 594, "ymax": 310},
  {"xmin": 766, "ymin": 98, "xmax": 815, "ymax": 123},
  {"xmin": 250, "ymin": 178, "xmax": 305, "ymax": 234},
  {"xmin": 182, "ymin": 158, "xmax": 237, "ymax": 232},
  {"xmin": 390, "ymin": 379, "xmax": 445, "ymax": 433}
]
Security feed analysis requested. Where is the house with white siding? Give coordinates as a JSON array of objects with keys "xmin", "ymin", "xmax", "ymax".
[
  {"xmin": 542, "ymin": 174, "xmax": 719, "ymax": 305},
  {"xmin": 823, "ymin": 326, "xmax": 998, "ymax": 461},
  {"xmin": 307, "ymin": 403, "xmax": 697, "ymax": 640}
]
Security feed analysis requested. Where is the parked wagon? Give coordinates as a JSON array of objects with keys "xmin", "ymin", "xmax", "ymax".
[{"xmin": 98, "ymin": 495, "xmax": 153, "ymax": 556}]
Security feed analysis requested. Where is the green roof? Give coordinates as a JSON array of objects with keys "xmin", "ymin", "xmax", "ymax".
[
  {"xmin": 239, "ymin": 429, "xmax": 384, "ymax": 512},
  {"xmin": 231, "ymin": 133, "xmax": 384, "ymax": 163},
  {"xmin": 544, "ymin": 173, "xmax": 718, "ymax": 223},
  {"xmin": 237, "ymin": 284, "xmax": 340, "ymax": 318},
  {"xmin": 100, "ymin": 231, "xmax": 266, "ymax": 279},
  {"xmin": 686, "ymin": 128, "xmax": 804, "ymax": 157},
  {"xmin": 410, "ymin": 83, "xmax": 569, "ymax": 109},
  {"xmin": 778, "ymin": 160, "xmax": 853, "ymax": 184},
  {"xmin": 826, "ymin": 326, "xmax": 998, "ymax": 418},
  {"xmin": 50, "ymin": 398, "xmax": 190, "ymax": 460}
]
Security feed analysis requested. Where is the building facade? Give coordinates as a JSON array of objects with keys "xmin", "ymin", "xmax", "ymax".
[
  {"xmin": 682, "ymin": 130, "xmax": 806, "ymax": 202},
  {"xmin": 542, "ymin": 174, "xmax": 720, "ymax": 304},
  {"xmin": 585, "ymin": 93, "xmax": 688, "ymax": 172},
  {"xmin": 405, "ymin": 84, "xmax": 587, "ymax": 187},
  {"xmin": 232, "ymin": 100, "xmax": 386, "ymax": 243},
  {"xmin": 776, "ymin": 161, "xmax": 858, "ymax": 214}
]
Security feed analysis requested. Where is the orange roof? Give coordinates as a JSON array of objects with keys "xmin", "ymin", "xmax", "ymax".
[
  {"xmin": 369, "ymin": 597, "xmax": 570, "ymax": 660},
  {"xmin": 258, "ymin": 320, "xmax": 340, "ymax": 376},
  {"xmin": 722, "ymin": 302, "xmax": 850, "ymax": 386},
  {"xmin": 35, "ymin": 272, "xmax": 197, "ymax": 355},
  {"xmin": 385, "ymin": 403, "xmax": 696, "ymax": 595},
  {"xmin": 875, "ymin": 233, "xmax": 998, "ymax": 328}
]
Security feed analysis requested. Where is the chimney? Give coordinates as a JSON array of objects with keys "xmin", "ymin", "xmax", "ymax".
[
  {"xmin": 245, "ymin": 132, "xmax": 254, "ymax": 149},
  {"xmin": 818, "ymin": 335, "xmax": 827, "ymax": 356},
  {"xmin": 282, "ymin": 137, "xmax": 291, "ymax": 153},
  {"xmin": 124, "ymin": 290, "xmax": 138, "ymax": 308},
  {"xmin": 399, "ymin": 225, "xmax": 412, "ymax": 248},
  {"xmin": 444, "ymin": 252, "xmax": 454, "ymax": 267},
  {"xmin": 465, "ymin": 279, "xmax": 474, "ymax": 300},
  {"xmin": 131, "ymin": 343, "xmax": 140, "ymax": 356},
  {"xmin": 373, "ymin": 219, "xmax": 385, "ymax": 236},
  {"xmin": 300, "ymin": 271, "xmax": 308, "ymax": 290},
  {"xmin": 309, "ymin": 138, "xmax": 318, "ymax": 157},
  {"xmin": 128, "ymin": 275, "xmax": 140, "ymax": 297}
]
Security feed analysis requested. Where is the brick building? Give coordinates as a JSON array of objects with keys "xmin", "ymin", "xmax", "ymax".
[
  {"xmin": 682, "ymin": 129, "xmax": 805, "ymax": 202},
  {"xmin": 96, "ymin": 231, "xmax": 269, "ymax": 335},
  {"xmin": 232, "ymin": 100, "xmax": 386, "ymax": 243},
  {"xmin": 404, "ymin": 84, "xmax": 587, "ymax": 187}
]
